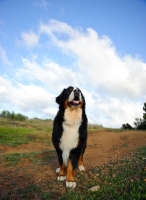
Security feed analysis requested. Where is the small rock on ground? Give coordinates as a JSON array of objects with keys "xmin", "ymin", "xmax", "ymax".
[{"xmin": 88, "ymin": 185, "xmax": 100, "ymax": 192}]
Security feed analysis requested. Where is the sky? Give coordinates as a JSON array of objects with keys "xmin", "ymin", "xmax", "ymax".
[{"xmin": 0, "ymin": 0, "xmax": 146, "ymax": 128}]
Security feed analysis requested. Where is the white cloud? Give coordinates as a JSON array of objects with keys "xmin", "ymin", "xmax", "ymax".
[
  {"xmin": 0, "ymin": 76, "xmax": 56, "ymax": 119},
  {"xmin": 39, "ymin": 20, "xmax": 146, "ymax": 99},
  {"xmin": 82, "ymin": 89, "xmax": 143, "ymax": 127},
  {"xmin": 13, "ymin": 54, "xmax": 145, "ymax": 127},
  {"xmin": 1, "ymin": 19, "xmax": 146, "ymax": 127},
  {"xmin": 16, "ymin": 57, "xmax": 78, "ymax": 93},
  {"xmin": 39, "ymin": 20, "xmax": 146, "ymax": 126},
  {"xmin": 20, "ymin": 30, "xmax": 39, "ymax": 48},
  {"xmin": 0, "ymin": 44, "xmax": 12, "ymax": 66},
  {"xmin": 12, "ymin": 84, "xmax": 54, "ymax": 110},
  {"xmin": 0, "ymin": 76, "xmax": 13, "ymax": 102},
  {"xmin": 33, "ymin": 0, "xmax": 48, "ymax": 9}
]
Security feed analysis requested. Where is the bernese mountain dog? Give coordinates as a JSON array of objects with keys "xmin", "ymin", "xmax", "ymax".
[{"xmin": 52, "ymin": 86, "xmax": 88, "ymax": 188}]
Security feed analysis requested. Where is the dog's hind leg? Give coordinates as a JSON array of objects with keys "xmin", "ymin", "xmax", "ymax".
[
  {"xmin": 78, "ymin": 144, "xmax": 86, "ymax": 171},
  {"xmin": 78, "ymin": 154, "xmax": 85, "ymax": 171},
  {"xmin": 56, "ymin": 149, "xmax": 66, "ymax": 181}
]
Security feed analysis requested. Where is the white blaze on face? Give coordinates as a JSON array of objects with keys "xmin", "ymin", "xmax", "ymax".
[
  {"xmin": 69, "ymin": 90, "xmax": 74, "ymax": 102},
  {"xmin": 79, "ymin": 92, "xmax": 82, "ymax": 102},
  {"xmin": 68, "ymin": 87, "xmax": 82, "ymax": 102}
]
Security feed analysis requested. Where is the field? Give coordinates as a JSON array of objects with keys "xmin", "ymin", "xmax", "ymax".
[{"xmin": 0, "ymin": 119, "xmax": 146, "ymax": 199}]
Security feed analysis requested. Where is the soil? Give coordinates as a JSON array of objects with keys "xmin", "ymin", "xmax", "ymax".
[{"xmin": 0, "ymin": 130, "xmax": 146, "ymax": 197}]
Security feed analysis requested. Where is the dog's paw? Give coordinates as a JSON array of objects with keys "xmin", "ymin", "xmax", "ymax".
[
  {"xmin": 66, "ymin": 181, "xmax": 76, "ymax": 188},
  {"xmin": 78, "ymin": 165, "xmax": 85, "ymax": 171},
  {"xmin": 57, "ymin": 176, "xmax": 66, "ymax": 181},
  {"xmin": 56, "ymin": 168, "xmax": 60, "ymax": 173}
]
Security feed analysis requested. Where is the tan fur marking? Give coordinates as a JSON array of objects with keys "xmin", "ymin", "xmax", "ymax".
[
  {"xmin": 64, "ymin": 99, "xmax": 68, "ymax": 109},
  {"xmin": 66, "ymin": 160, "xmax": 74, "ymax": 182},
  {"xmin": 80, "ymin": 101, "xmax": 84, "ymax": 108},
  {"xmin": 59, "ymin": 164, "xmax": 66, "ymax": 176},
  {"xmin": 78, "ymin": 154, "xmax": 83, "ymax": 167},
  {"xmin": 64, "ymin": 107, "xmax": 82, "ymax": 125}
]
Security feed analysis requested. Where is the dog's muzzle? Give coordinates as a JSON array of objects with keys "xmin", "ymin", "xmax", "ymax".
[{"xmin": 68, "ymin": 88, "xmax": 82, "ymax": 106}]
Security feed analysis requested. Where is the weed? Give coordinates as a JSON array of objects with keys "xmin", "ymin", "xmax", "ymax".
[
  {"xmin": 1, "ymin": 150, "xmax": 56, "ymax": 166},
  {"xmin": 41, "ymin": 150, "xmax": 56, "ymax": 163},
  {"xmin": 60, "ymin": 146, "xmax": 146, "ymax": 200},
  {"xmin": 2, "ymin": 152, "xmax": 37, "ymax": 166},
  {"xmin": 0, "ymin": 127, "xmax": 36, "ymax": 146},
  {"xmin": 0, "ymin": 119, "xmax": 146, "ymax": 199},
  {"xmin": 42, "ymin": 192, "xmax": 52, "ymax": 200},
  {"xmin": 0, "ymin": 125, "xmax": 51, "ymax": 146},
  {"xmin": 1, "ymin": 147, "xmax": 146, "ymax": 199}
]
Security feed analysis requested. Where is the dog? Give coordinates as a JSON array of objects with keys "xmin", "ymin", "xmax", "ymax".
[{"xmin": 52, "ymin": 86, "xmax": 88, "ymax": 188}]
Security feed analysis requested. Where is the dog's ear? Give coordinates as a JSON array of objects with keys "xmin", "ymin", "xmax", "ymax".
[
  {"xmin": 56, "ymin": 89, "xmax": 66, "ymax": 105},
  {"xmin": 81, "ymin": 92, "xmax": 86, "ymax": 108}
]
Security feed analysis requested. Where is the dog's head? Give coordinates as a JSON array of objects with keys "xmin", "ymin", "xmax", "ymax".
[{"xmin": 56, "ymin": 86, "xmax": 85, "ymax": 109}]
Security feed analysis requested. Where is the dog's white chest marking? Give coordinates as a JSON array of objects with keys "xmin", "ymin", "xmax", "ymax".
[{"xmin": 60, "ymin": 107, "xmax": 82, "ymax": 166}]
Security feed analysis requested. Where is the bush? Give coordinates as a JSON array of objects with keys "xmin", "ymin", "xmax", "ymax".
[
  {"xmin": 0, "ymin": 110, "xmax": 28, "ymax": 121},
  {"xmin": 122, "ymin": 123, "xmax": 133, "ymax": 129},
  {"xmin": 122, "ymin": 102, "xmax": 146, "ymax": 130}
]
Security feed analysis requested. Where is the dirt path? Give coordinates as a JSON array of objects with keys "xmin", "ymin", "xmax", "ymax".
[
  {"xmin": 85, "ymin": 130, "xmax": 146, "ymax": 168},
  {"xmin": 0, "ymin": 130, "xmax": 146, "ymax": 195}
]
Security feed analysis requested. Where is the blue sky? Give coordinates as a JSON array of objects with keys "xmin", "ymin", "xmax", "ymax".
[{"xmin": 0, "ymin": 0, "xmax": 146, "ymax": 127}]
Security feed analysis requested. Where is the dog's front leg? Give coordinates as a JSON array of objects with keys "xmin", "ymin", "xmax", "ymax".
[
  {"xmin": 66, "ymin": 159, "xmax": 76, "ymax": 188},
  {"xmin": 57, "ymin": 164, "xmax": 66, "ymax": 181}
]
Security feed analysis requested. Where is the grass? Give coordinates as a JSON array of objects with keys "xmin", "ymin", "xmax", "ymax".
[
  {"xmin": 0, "ymin": 119, "xmax": 53, "ymax": 146},
  {"xmin": 0, "ymin": 126, "xmax": 36, "ymax": 146},
  {"xmin": 15, "ymin": 184, "xmax": 42, "ymax": 197},
  {"xmin": 60, "ymin": 146, "xmax": 146, "ymax": 200},
  {"xmin": 0, "ymin": 146, "xmax": 146, "ymax": 199},
  {"xmin": 0, "ymin": 119, "xmax": 146, "ymax": 199},
  {"xmin": 1, "ymin": 152, "xmax": 37, "ymax": 166},
  {"xmin": 0, "ymin": 119, "xmax": 122, "ymax": 147},
  {"xmin": 88, "ymin": 124, "xmax": 127, "ymax": 133},
  {"xmin": 1, "ymin": 150, "xmax": 56, "ymax": 166}
]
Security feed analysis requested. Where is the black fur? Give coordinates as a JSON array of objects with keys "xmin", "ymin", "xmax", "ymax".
[{"xmin": 52, "ymin": 86, "xmax": 88, "ymax": 170}]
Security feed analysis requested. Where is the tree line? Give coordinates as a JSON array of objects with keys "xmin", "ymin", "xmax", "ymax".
[
  {"xmin": 122, "ymin": 102, "xmax": 146, "ymax": 130},
  {"xmin": 0, "ymin": 110, "xmax": 28, "ymax": 121}
]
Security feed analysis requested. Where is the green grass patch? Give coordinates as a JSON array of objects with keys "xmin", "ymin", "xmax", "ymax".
[
  {"xmin": 60, "ymin": 146, "xmax": 146, "ymax": 200},
  {"xmin": 1, "ymin": 150, "xmax": 56, "ymax": 166},
  {"xmin": 0, "ymin": 119, "xmax": 146, "ymax": 199},
  {"xmin": 0, "ymin": 126, "xmax": 37, "ymax": 146},
  {"xmin": 0, "ymin": 118, "xmax": 53, "ymax": 146},
  {"xmin": 16, "ymin": 184, "xmax": 42, "ymax": 197},
  {"xmin": 42, "ymin": 192, "xmax": 53, "ymax": 200},
  {"xmin": 0, "ymin": 119, "xmax": 128, "ymax": 147},
  {"xmin": 0, "ymin": 125, "xmax": 52, "ymax": 146},
  {"xmin": 2, "ymin": 152, "xmax": 37, "ymax": 166},
  {"xmin": 39, "ymin": 150, "xmax": 56, "ymax": 164},
  {"xmin": 88, "ymin": 124, "xmax": 127, "ymax": 133},
  {"xmin": 0, "ymin": 147, "xmax": 146, "ymax": 199},
  {"xmin": 105, "ymin": 128, "xmax": 126, "ymax": 133}
]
